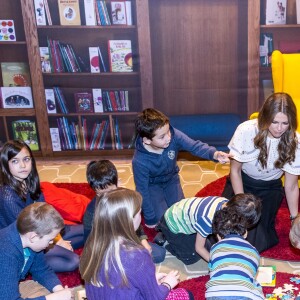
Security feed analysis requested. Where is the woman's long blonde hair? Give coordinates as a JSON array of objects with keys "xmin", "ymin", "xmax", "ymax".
[
  {"xmin": 254, "ymin": 93, "xmax": 298, "ymax": 168},
  {"xmin": 79, "ymin": 188, "xmax": 142, "ymax": 287}
]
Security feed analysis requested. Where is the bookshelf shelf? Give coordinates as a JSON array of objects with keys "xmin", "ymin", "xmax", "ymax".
[
  {"xmin": 37, "ymin": 25, "xmax": 136, "ymax": 30},
  {"xmin": 0, "ymin": 41, "xmax": 27, "ymax": 45},
  {"xmin": 0, "ymin": 109, "xmax": 36, "ymax": 117}
]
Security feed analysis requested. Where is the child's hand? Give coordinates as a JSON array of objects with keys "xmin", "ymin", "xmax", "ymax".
[
  {"xmin": 56, "ymin": 238, "xmax": 73, "ymax": 252},
  {"xmin": 46, "ymin": 285, "xmax": 74, "ymax": 300},
  {"xmin": 161, "ymin": 270, "xmax": 180, "ymax": 289},
  {"xmin": 141, "ymin": 239, "xmax": 152, "ymax": 254},
  {"xmin": 213, "ymin": 151, "xmax": 232, "ymax": 164},
  {"xmin": 156, "ymin": 272, "xmax": 167, "ymax": 284}
]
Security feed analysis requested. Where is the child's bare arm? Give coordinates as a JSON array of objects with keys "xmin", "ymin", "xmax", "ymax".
[{"xmin": 195, "ymin": 233, "xmax": 209, "ymax": 262}]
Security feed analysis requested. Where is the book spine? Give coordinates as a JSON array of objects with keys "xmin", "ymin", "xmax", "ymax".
[
  {"xmin": 103, "ymin": 91, "xmax": 113, "ymax": 111},
  {"xmin": 97, "ymin": 0, "xmax": 106, "ymax": 25},
  {"xmin": 125, "ymin": 1, "xmax": 132, "ymax": 25},
  {"xmin": 109, "ymin": 91, "xmax": 118, "ymax": 111},
  {"xmin": 125, "ymin": 90, "xmax": 129, "ymax": 111},
  {"xmin": 99, "ymin": 119, "xmax": 109, "ymax": 149},
  {"xmin": 43, "ymin": 0, "xmax": 52, "ymax": 25},
  {"xmin": 101, "ymin": 1, "xmax": 111, "ymax": 25},
  {"xmin": 68, "ymin": 44, "xmax": 82, "ymax": 72},
  {"xmin": 95, "ymin": 121, "xmax": 105, "ymax": 149},
  {"xmin": 84, "ymin": 0, "xmax": 97, "ymax": 25},
  {"xmin": 97, "ymin": 46, "xmax": 107, "ymax": 72},
  {"xmin": 114, "ymin": 91, "xmax": 122, "ymax": 111},
  {"xmin": 94, "ymin": 0, "xmax": 101, "ymax": 25}
]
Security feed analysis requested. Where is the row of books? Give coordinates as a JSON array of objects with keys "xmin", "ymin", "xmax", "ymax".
[
  {"xmin": 34, "ymin": 0, "xmax": 132, "ymax": 27},
  {"xmin": 259, "ymin": 33, "xmax": 300, "ymax": 67},
  {"xmin": 45, "ymin": 87, "xmax": 130, "ymax": 114},
  {"xmin": 40, "ymin": 39, "xmax": 132, "ymax": 73}
]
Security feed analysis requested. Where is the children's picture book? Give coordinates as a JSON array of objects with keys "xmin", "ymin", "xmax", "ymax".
[
  {"xmin": 12, "ymin": 120, "xmax": 39, "ymax": 151},
  {"xmin": 45, "ymin": 89, "xmax": 57, "ymax": 113},
  {"xmin": 74, "ymin": 92, "xmax": 94, "ymax": 112},
  {"xmin": 259, "ymin": 33, "xmax": 273, "ymax": 67},
  {"xmin": 111, "ymin": 1, "xmax": 127, "ymax": 25},
  {"xmin": 92, "ymin": 88, "xmax": 104, "ymax": 112},
  {"xmin": 39, "ymin": 47, "xmax": 52, "ymax": 73},
  {"xmin": 0, "ymin": 20, "xmax": 16, "ymax": 41},
  {"xmin": 265, "ymin": 0, "xmax": 287, "ymax": 25},
  {"xmin": 49, "ymin": 128, "xmax": 62, "ymax": 151},
  {"xmin": 256, "ymin": 265, "xmax": 276, "ymax": 287},
  {"xmin": 34, "ymin": 0, "xmax": 47, "ymax": 25},
  {"xmin": 1, "ymin": 62, "xmax": 31, "ymax": 87},
  {"xmin": 89, "ymin": 47, "xmax": 100, "ymax": 73},
  {"xmin": 1, "ymin": 87, "xmax": 34, "ymax": 108},
  {"xmin": 108, "ymin": 40, "xmax": 133, "ymax": 72},
  {"xmin": 58, "ymin": 0, "xmax": 81, "ymax": 25},
  {"xmin": 84, "ymin": 0, "xmax": 96, "ymax": 25}
]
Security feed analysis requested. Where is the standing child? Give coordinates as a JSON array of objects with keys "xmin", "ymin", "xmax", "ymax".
[
  {"xmin": 0, "ymin": 139, "xmax": 79, "ymax": 272},
  {"xmin": 157, "ymin": 193, "xmax": 261, "ymax": 265},
  {"xmin": 83, "ymin": 160, "xmax": 166, "ymax": 263},
  {"xmin": 0, "ymin": 202, "xmax": 73, "ymax": 300},
  {"xmin": 133, "ymin": 108, "xmax": 231, "ymax": 227},
  {"xmin": 205, "ymin": 207, "xmax": 264, "ymax": 300},
  {"xmin": 80, "ymin": 188, "xmax": 194, "ymax": 300}
]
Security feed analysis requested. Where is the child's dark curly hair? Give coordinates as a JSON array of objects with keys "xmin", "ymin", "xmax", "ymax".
[{"xmin": 212, "ymin": 207, "xmax": 247, "ymax": 239}]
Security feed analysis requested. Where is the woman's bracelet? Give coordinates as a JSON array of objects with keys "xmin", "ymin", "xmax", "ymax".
[{"xmin": 161, "ymin": 282, "xmax": 171, "ymax": 291}]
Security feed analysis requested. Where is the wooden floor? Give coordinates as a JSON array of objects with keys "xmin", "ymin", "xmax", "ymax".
[{"xmin": 36, "ymin": 158, "xmax": 300, "ymax": 280}]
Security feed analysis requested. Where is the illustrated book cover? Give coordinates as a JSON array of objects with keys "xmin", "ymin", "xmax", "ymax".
[
  {"xmin": 89, "ymin": 47, "xmax": 100, "ymax": 73},
  {"xmin": 92, "ymin": 88, "xmax": 104, "ymax": 112},
  {"xmin": 74, "ymin": 92, "xmax": 94, "ymax": 112},
  {"xmin": 265, "ymin": 0, "xmax": 287, "ymax": 25},
  {"xmin": 58, "ymin": 0, "xmax": 81, "ymax": 26},
  {"xmin": 0, "ymin": 87, "xmax": 34, "ymax": 108},
  {"xmin": 34, "ymin": 0, "xmax": 47, "ymax": 25},
  {"xmin": 40, "ymin": 47, "xmax": 52, "ymax": 73},
  {"xmin": 84, "ymin": 0, "xmax": 96, "ymax": 25},
  {"xmin": 111, "ymin": 1, "xmax": 127, "ymax": 25},
  {"xmin": 1, "ymin": 62, "xmax": 31, "ymax": 87},
  {"xmin": 256, "ymin": 265, "xmax": 276, "ymax": 287},
  {"xmin": 108, "ymin": 40, "xmax": 133, "ymax": 72},
  {"xmin": 259, "ymin": 33, "xmax": 273, "ymax": 67},
  {"xmin": 49, "ymin": 128, "xmax": 62, "ymax": 151},
  {"xmin": 0, "ymin": 20, "xmax": 16, "ymax": 41},
  {"xmin": 12, "ymin": 120, "xmax": 39, "ymax": 151},
  {"xmin": 45, "ymin": 89, "xmax": 57, "ymax": 113}
]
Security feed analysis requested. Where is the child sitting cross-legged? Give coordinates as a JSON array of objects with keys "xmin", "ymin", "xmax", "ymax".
[
  {"xmin": 80, "ymin": 188, "xmax": 194, "ymax": 300},
  {"xmin": 0, "ymin": 202, "xmax": 73, "ymax": 300},
  {"xmin": 205, "ymin": 207, "xmax": 264, "ymax": 300}
]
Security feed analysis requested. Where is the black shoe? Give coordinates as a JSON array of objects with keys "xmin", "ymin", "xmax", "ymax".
[{"xmin": 153, "ymin": 232, "xmax": 166, "ymax": 246}]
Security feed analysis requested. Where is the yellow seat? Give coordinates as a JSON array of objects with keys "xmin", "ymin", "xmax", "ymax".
[{"xmin": 250, "ymin": 50, "xmax": 300, "ymax": 128}]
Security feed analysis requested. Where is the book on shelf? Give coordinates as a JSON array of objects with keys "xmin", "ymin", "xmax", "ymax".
[
  {"xmin": 111, "ymin": 1, "xmax": 127, "ymax": 25},
  {"xmin": 89, "ymin": 47, "xmax": 100, "ymax": 73},
  {"xmin": 56, "ymin": 117, "xmax": 81, "ymax": 150},
  {"xmin": 53, "ymin": 87, "xmax": 69, "ymax": 113},
  {"xmin": 92, "ymin": 88, "xmax": 104, "ymax": 112},
  {"xmin": 0, "ymin": 20, "xmax": 16, "ymax": 41},
  {"xmin": 12, "ymin": 120, "xmax": 39, "ymax": 151},
  {"xmin": 45, "ymin": 89, "xmax": 57, "ymax": 113},
  {"xmin": 44, "ymin": 0, "xmax": 53, "ymax": 25},
  {"xmin": 259, "ymin": 33, "xmax": 273, "ymax": 67},
  {"xmin": 108, "ymin": 40, "xmax": 133, "ymax": 72},
  {"xmin": 98, "ymin": 46, "xmax": 108, "ymax": 72},
  {"xmin": 0, "ymin": 87, "xmax": 33, "ymax": 109},
  {"xmin": 58, "ymin": 0, "xmax": 81, "ymax": 25},
  {"xmin": 74, "ymin": 92, "xmax": 94, "ymax": 113},
  {"xmin": 256, "ymin": 265, "xmax": 276, "ymax": 287},
  {"xmin": 125, "ymin": 1, "xmax": 132, "ymax": 25},
  {"xmin": 39, "ymin": 47, "xmax": 52, "ymax": 73},
  {"xmin": 1, "ymin": 62, "xmax": 31, "ymax": 87},
  {"xmin": 265, "ymin": 0, "xmax": 286, "ymax": 25},
  {"xmin": 112, "ymin": 117, "xmax": 123, "ymax": 149},
  {"xmin": 34, "ymin": 0, "xmax": 47, "ymax": 25},
  {"xmin": 297, "ymin": 0, "xmax": 300, "ymax": 24},
  {"xmin": 49, "ymin": 128, "xmax": 62, "ymax": 151},
  {"xmin": 84, "ymin": 0, "xmax": 96, "ymax": 25},
  {"xmin": 262, "ymin": 79, "xmax": 274, "ymax": 100}
]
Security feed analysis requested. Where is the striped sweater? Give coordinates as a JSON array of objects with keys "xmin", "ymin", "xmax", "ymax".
[{"xmin": 205, "ymin": 234, "xmax": 264, "ymax": 299}]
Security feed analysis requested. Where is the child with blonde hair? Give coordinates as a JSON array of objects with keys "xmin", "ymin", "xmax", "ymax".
[{"xmin": 80, "ymin": 188, "xmax": 193, "ymax": 300}]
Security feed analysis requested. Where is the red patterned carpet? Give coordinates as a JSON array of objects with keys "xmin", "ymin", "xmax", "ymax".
[{"xmin": 52, "ymin": 182, "xmax": 299, "ymax": 299}]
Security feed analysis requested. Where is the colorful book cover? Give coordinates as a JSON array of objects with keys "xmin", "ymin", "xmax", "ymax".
[
  {"xmin": 0, "ymin": 20, "xmax": 16, "ymax": 41},
  {"xmin": 45, "ymin": 89, "xmax": 57, "ymax": 113},
  {"xmin": 34, "ymin": 0, "xmax": 47, "ymax": 25},
  {"xmin": 256, "ymin": 265, "xmax": 276, "ymax": 287},
  {"xmin": 40, "ymin": 47, "xmax": 52, "ymax": 73},
  {"xmin": 12, "ymin": 120, "xmax": 39, "ymax": 151},
  {"xmin": 92, "ymin": 88, "xmax": 104, "ymax": 112},
  {"xmin": 58, "ymin": 0, "xmax": 81, "ymax": 26},
  {"xmin": 1, "ymin": 87, "xmax": 34, "ymax": 108},
  {"xmin": 259, "ymin": 33, "xmax": 273, "ymax": 67},
  {"xmin": 108, "ymin": 40, "xmax": 133, "ymax": 72},
  {"xmin": 265, "ymin": 0, "xmax": 287, "ymax": 25},
  {"xmin": 49, "ymin": 128, "xmax": 61, "ymax": 151},
  {"xmin": 74, "ymin": 92, "xmax": 94, "ymax": 112},
  {"xmin": 89, "ymin": 47, "xmax": 100, "ymax": 73},
  {"xmin": 1, "ymin": 62, "xmax": 31, "ymax": 87},
  {"xmin": 111, "ymin": 1, "xmax": 127, "ymax": 25}
]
